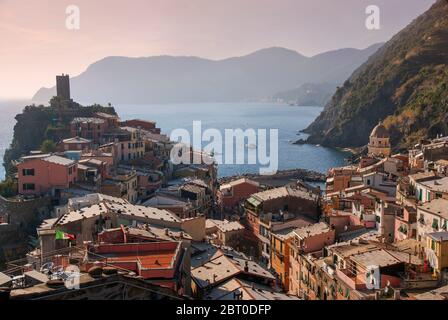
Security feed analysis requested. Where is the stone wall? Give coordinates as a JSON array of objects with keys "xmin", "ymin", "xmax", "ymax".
[{"xmin": 0, "ymin": 195, "xmax": 53, "ymax": 264}]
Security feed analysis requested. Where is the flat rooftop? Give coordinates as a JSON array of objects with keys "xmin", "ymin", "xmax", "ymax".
[{"xmin": 418, "ymin": 198, "xmax": 448, "ymax": 220}]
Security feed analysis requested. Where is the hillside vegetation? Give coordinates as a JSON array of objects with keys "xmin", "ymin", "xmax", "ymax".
[{"xmin": 304, "ymin": 0, "xmax": 448, "ymax": 150}]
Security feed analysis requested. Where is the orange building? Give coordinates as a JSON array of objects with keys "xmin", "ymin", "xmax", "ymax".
[
  {"xmin": 326, "ymin": 165, "xmax": 360, "ymax": 194},
  {"xmin": 270, "ymin": 230, "xmax": 293, "ymax": 290}
]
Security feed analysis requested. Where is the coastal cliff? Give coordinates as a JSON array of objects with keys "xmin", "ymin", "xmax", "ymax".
[
  {"xmin": 3, "ymin": 99, "xmax": 117, "ymax": 177},
  {"xmin": 304, "ymin": 0, "xmax": 448, "ymax": 150}
]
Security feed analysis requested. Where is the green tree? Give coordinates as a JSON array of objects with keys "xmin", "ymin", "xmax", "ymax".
[
  {"xmin": 40, "ymin": 139, "xmax": 57, "ymax": 153},
  {"xmin": 0, "ymin": 177, "xmax": 18, "ymax": 198}
]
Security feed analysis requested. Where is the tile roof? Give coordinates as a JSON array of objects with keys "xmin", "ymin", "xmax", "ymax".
[
  {"xmin": 181, "ymin": 183, "xmax": 205, "ymax": 194},
  {"xmin": 205, "ymin": 278, "xmax": 299, "ymax": 300},
  {"xmin": 71, "ymin": 117, "xmax": 105, "ymax": 124},
  {"xmin": 249, "ymin": 186, "xmax": 316, "ymax": 203},
  {"xmin": 409, "ymin": 171, "xmax": 437, "ymax": 182},
  {"xmin": 55, "ymin": 193, "xmax": 181, "ymax": 226},
  {"xmin": 63, "ymin": 137, "xmax": 92, "ymax": 144},
  {"xmin": 95, "ymin": 112, "xmax": 119, "ymax": 119},
  {"xmin": 192, "ymin": 254, "xmax": 275, "ymax": 289},
  {"xmin": 206, "ymin": 220, "xmax": 245, "ymax": 233},
  {"xmin": 220, "ymin": 178, "xmax": 259, "ymax": 191},
  {"xmin": 43, "ymin": 155, "xmax": 75, "ymax": 166},
  {"xmin": 293, "ymin": 222, "xmax": 331, "ymax": 239}
]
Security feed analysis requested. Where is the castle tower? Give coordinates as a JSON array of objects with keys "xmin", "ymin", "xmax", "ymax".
[
  {"xmin": 56, "ymin": 74, "xmax": 71, "ymax": 101},
  {"xmin": 368, "ymin": 121, "xmax": 391, "ymax": 157}
]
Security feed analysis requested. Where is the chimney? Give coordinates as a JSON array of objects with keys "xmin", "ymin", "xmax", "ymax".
[{"xmin": 244, "ymin": 261, "xmax": 249, "ymax": 273}]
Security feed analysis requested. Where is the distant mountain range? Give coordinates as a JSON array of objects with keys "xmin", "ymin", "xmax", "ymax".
[
  {"xmin": 304, "ymin": 0, "xmax": 448, "ymax": 149},
  {"xmin": 32, "ymin": 44, "xmax": 383, "ymax": 105}
]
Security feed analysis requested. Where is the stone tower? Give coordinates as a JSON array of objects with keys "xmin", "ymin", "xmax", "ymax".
[
  {"xmin": 368, "ymin": 121, "xmax": 391, "ymax": 157},
  {"xmin": 56, "ymin": 74, "xmax": 71, "ymax": 101}
]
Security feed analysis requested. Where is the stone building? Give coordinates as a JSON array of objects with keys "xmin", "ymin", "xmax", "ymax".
[
  {"xmin": 56, "ymin": 74, "xmax": 71, "ymax": 101},
  {"xmin": 368, "ymin": 121, "xmax": 391, "ymax": 157}
]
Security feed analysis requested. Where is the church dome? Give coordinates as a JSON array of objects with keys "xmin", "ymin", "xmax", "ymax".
[{"xmin": 370, "ymin": 121, "xmax": 389, "ymax": 138}]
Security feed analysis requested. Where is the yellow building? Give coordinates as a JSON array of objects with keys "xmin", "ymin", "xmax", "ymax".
[
  {"xmin": 426, "ymin": 232, "xmax": 448, "ymax": 278},
  {"xmin": 368, "ymin": 121, "xmax": 391, "ymax": 157}
]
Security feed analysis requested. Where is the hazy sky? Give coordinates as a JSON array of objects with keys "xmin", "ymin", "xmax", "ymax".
[{"xmin": 0, "ymin": 0, "xmax": 436, "ymax": 99}]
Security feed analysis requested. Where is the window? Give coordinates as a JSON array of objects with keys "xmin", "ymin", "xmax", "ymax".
[
  {"xmin": 431, "ymin": 240, "xmax": 436, "ymax": 251},
  {"xmin": 432, "ymin": 219, "xmax": 439, "ymax": 230},
  {"xmin": 22, "ymin": 168, "xmax": 35, "ymax": 176},
  {"xmin": 419, "ymin": 214, "xmax": 425, "ymax": 225},
  {"xmin": 23, "ymin": 183, "xmax": 35, "ymax": 191}
]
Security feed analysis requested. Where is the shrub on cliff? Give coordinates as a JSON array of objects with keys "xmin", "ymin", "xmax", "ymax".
[
  {"xmin": 0, "ymin": 177, "xmax": 18, "ymax": 198},
  {"xmin": 40, "ymin": 139, "xmax": 57, "ymax": 153}
]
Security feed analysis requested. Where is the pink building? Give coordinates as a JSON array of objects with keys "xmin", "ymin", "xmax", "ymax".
[
  {"xmin": 17, "ymin": 154, "xmax": 77, "ymax": 196},
  {"xmin": 290, "ymin": 222, "xmax": 336, "ymax": 254},
  {"xmin": 394, "ymin": 205, "xmax": 417, "ymax": 242}
]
